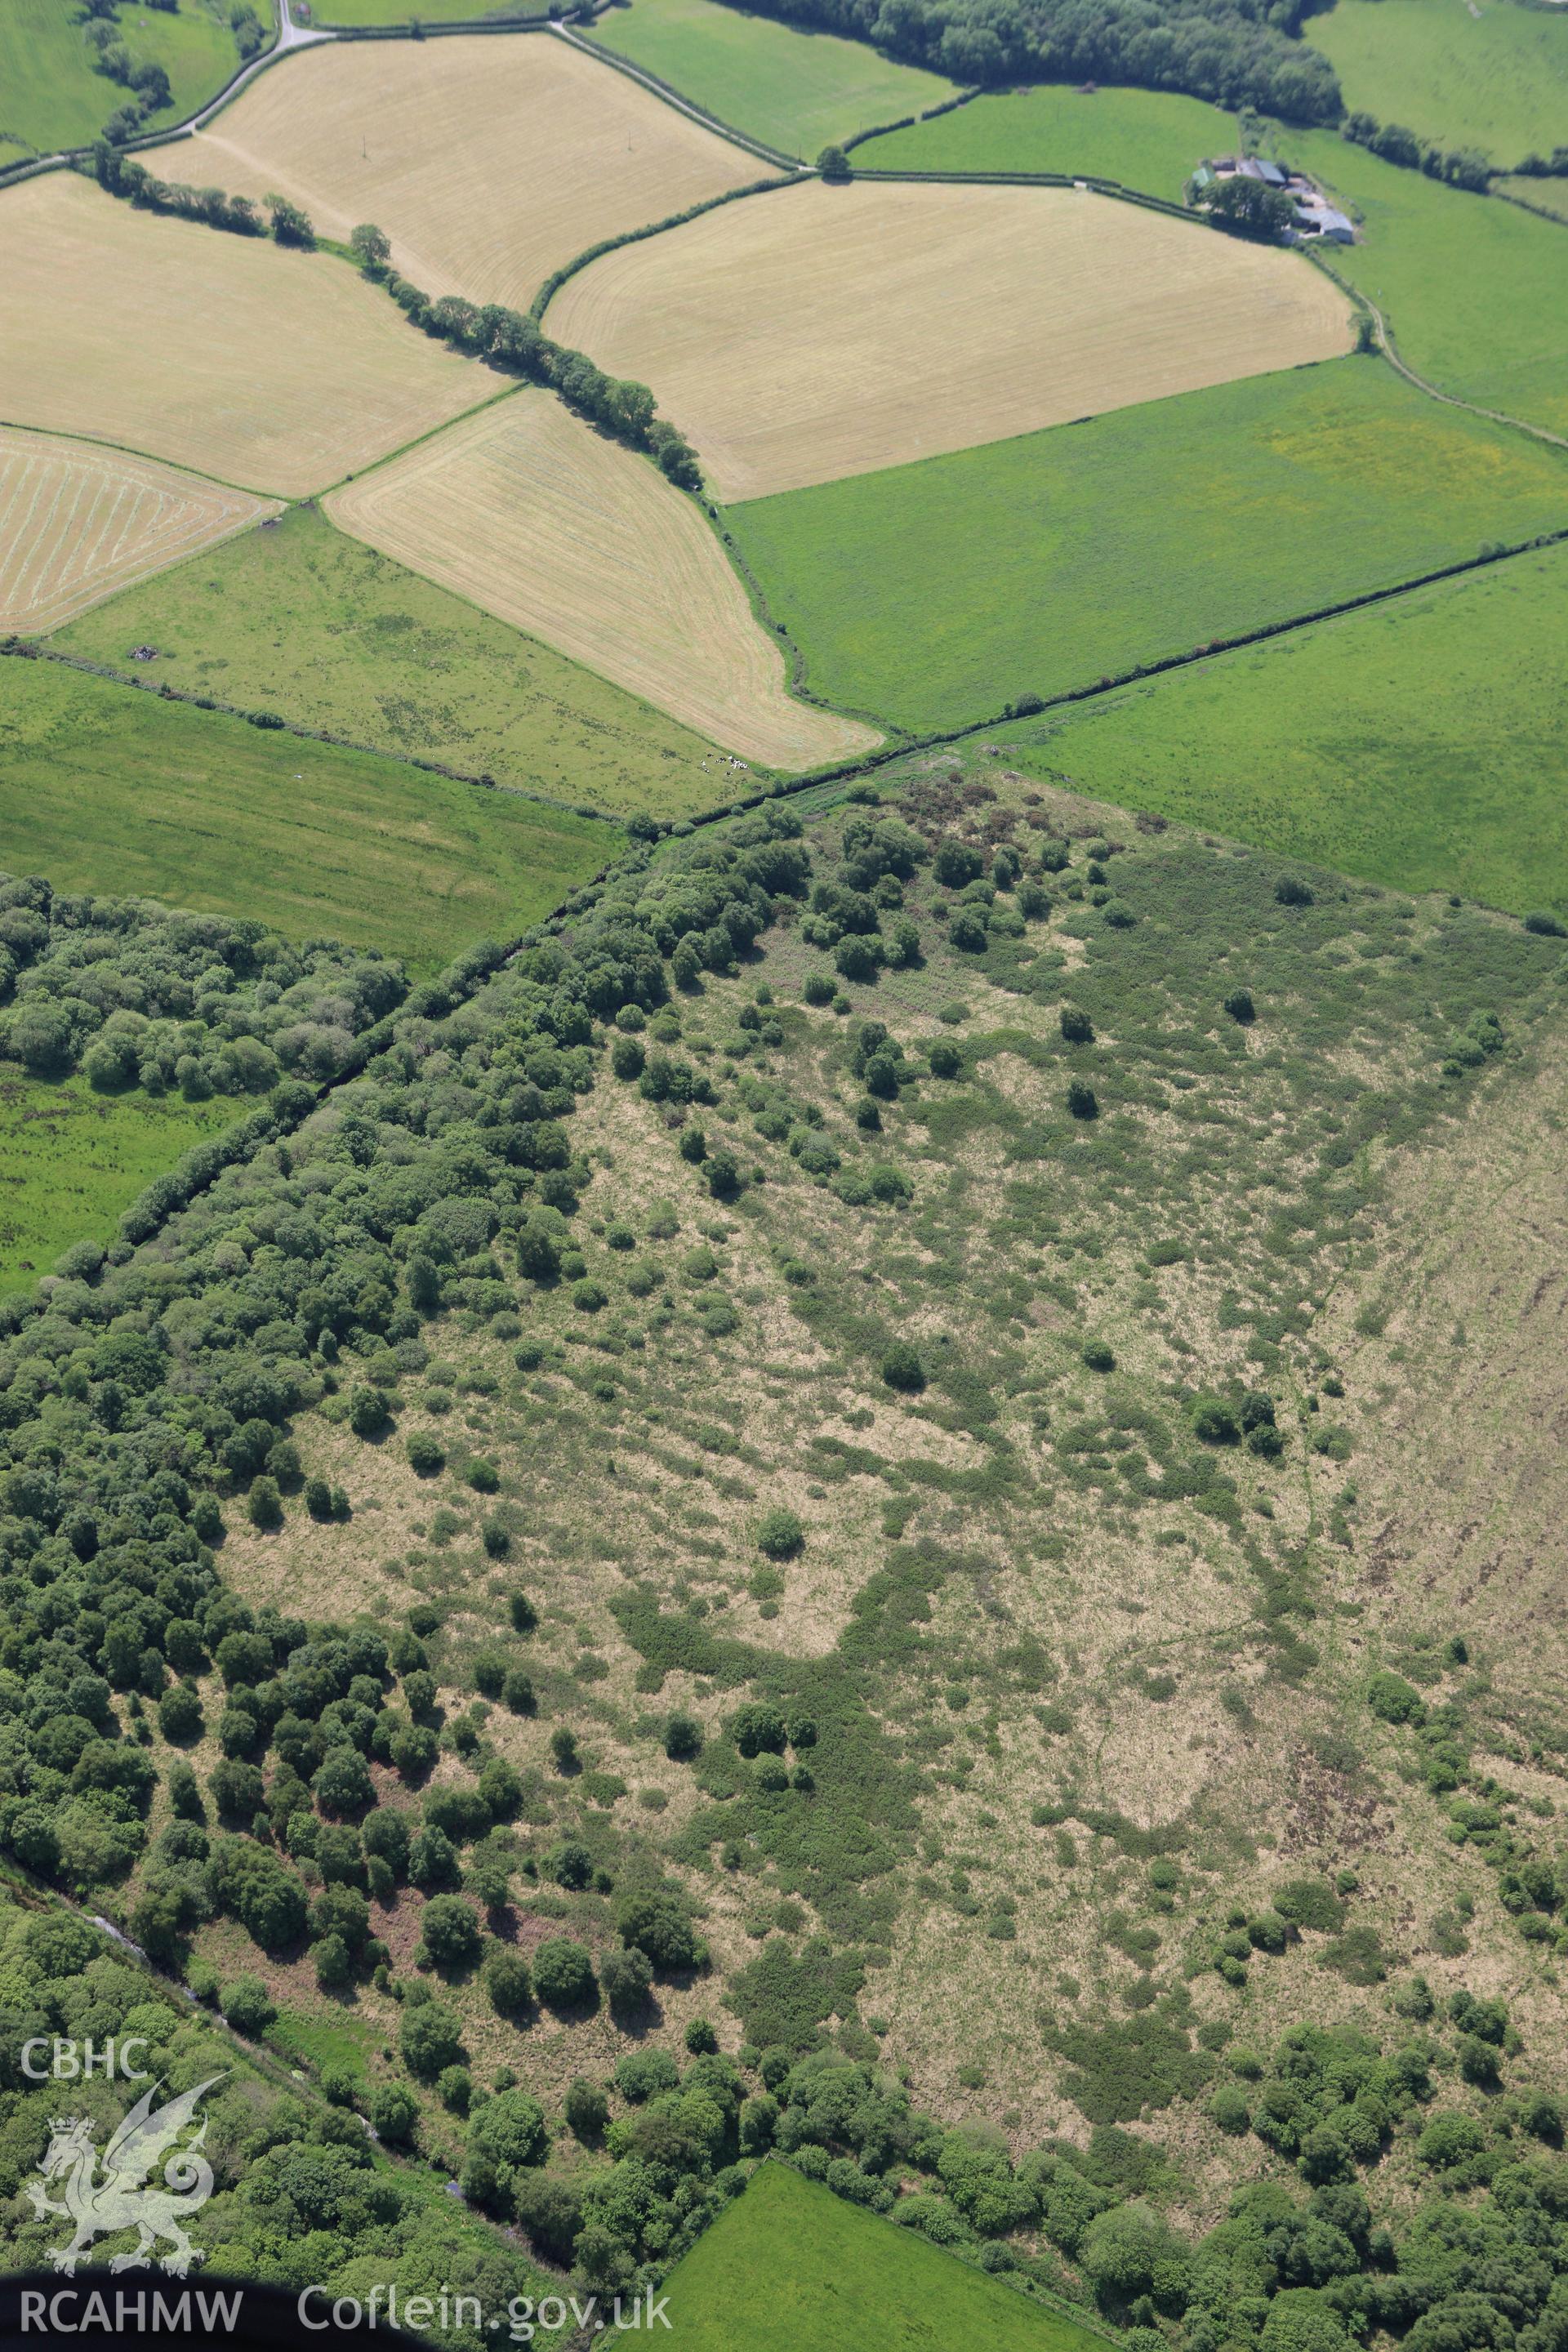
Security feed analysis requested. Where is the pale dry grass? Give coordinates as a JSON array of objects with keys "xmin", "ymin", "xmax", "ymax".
[
  {"xmin": 0, "ymin": 427, "xmax": 281, "ymax": 632},
  {"xmin": 0, "ymin": 172, "xmax": 494, "ymax": 497},
  {"xmin": 160, "ymin": 36, "xmax": 775, "ymax": 314},
  {"xmin": 325, "ymin": 392, "xmax": 880, "ymax": 768},
  {"xmin": 546, "ymin": 178, "xmax": 1356, "ymax": 500},
  {"xmin": 1324, "ymin": 1017, "xmax": 1568, "ymax": 1696}
]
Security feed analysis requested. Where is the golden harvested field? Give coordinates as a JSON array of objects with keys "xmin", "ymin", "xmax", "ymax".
[
  {"xmin": 0, "ymin": 426, "xmax": 281, "ymax": 633},
  {"xmin": 160, "ymin": 36, "xmax": 776, "ymax": 314},
  {"xmin": 0, "ymin": 173, "xmax": 495, "ymax": 498},
  {"xmin": 323, "ymin": 393, "xmax": 880, "ymax": 770},
  {"xmin": 547, "ymin": 178, "xmax": 1356, "ymax": 499}
]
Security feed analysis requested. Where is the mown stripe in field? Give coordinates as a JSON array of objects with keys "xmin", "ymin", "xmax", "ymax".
[{"xmin": 0, "ymin": 426, "xmax": 280, "ymax": 632}]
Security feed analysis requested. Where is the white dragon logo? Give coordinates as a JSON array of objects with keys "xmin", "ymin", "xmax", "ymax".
[{"xmin": 25, "ymin": 2075, "xmax": 223, "ymax": 2276}]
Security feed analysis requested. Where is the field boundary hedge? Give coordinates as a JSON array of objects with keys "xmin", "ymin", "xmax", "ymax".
[
  {"xmin": 314, "ymin": 0, "xmax": 618, "ymax": 29},
  {"xmin": 839, "ymin": 85, "xmax": 978, "ymax": 155},
  {"xmin": 1491, "ymin": 186, "xmax": 1568, "ymax": 233},
  {"xmin": 327, "ymin": 11, "xmax": 554, "ymax": 35},
  {"xmin": 531, "ymin": 164, "xmax": 803, "ymax": 318}
]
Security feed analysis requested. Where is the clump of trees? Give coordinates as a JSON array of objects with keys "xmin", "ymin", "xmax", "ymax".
[
  {"xmin": 1193, "ymin": 174, "xmax": 1297, "ymax": 241},
  {"xmin": 0, "ymin": 871, "xmax": 403, "ymax": 1101},
  {"xmin": 78, "ymin": 0, "xmax": 175, "ymax": 138}
]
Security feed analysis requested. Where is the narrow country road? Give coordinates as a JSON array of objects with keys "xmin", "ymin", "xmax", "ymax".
[{"xmin": 188, "ymin": 0, "xmax": 336, "ymax": 133}]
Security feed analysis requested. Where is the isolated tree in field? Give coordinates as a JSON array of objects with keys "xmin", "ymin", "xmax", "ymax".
[
  {"xmin": 314, "ymin": 1744, "xmax": 373, "ymax": 1818},
  {"xmin": 350, "ymin": 221, "xmax": 391, "ymax": 276},
  {"xmin": 129, "ymin": 60, "xmax": 172, "ymax": 111},
  {"xmin": 247, "ymin": 1475, "xmax": 283, "ymax": 1530},
  {"xmin": 617, "ymin": 1891, "xmax": 699, "ymax": 1972},
  {"xmin": 731, "ymin": 1702, "xmax": 787, "ymax": 1760},
  {"xmin": 515, "ymin": 1219, "xmax": 559, "ymax": 1281},
  {"xmin": 400, "ymin": 1998, "xmax": 465, "ymax": 2080},
  {"xmin": 370, "ymin": 2083, "xmax": 419, "ymax": 2146},
  {"xmin": 221, "ymin": 1975, "xmax": 275, "ymax": 2038},
  {"xmin": 565, "ymin": 2078, "xmax": 608, "ymax": 2141},
  {"xmin": 349, "ymin": 1383, "xmax": 390, "ymax": 1437}
]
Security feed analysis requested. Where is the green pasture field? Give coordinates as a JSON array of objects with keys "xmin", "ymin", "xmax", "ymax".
[
  {"xmin": 586, "ymin": 0, "xmax": 956, "ymax": 156},
  {"xmin": 0, "ymin": 0, "xmax": 261, "ymax": 154},
  {"xmin": 0, "ymin": 1074, "xmax": 234, "ymax": 1293},
  {"xmin": 0, "ymin": 657, "xmax": 620, "ymax": 969},
  {"xmin": 724, "ymin": 358, "xmax": 1568, "ymax": 735},
  {"xmin": 1306, "ymin": 0, "xmax": 1568, "ymax": 167},
  {"xmin": 53, "ymin": 504, "xmax": 724, "ymax": 821},
  {"xmin": 308, "ymin": 0, "xmax": 529, "ymax": 22},
  {"xmin": 854, "ymin": 82, "xmax": 1236, "ymax": 199},
  {"xmin": 1265, "ymin": 128, "xmax": 1568, "ymax": 437},
  {"xmin": 989, "ymin": 541, "xmax": 1568, "ymax": 915},
  {"xmin": 1498, "ymin": 175, "xmax": 1568, "ymax": 224},
  {"xmin": 659, "ymin": 2162, "xmax": 1111, "ymax": 2352}
]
